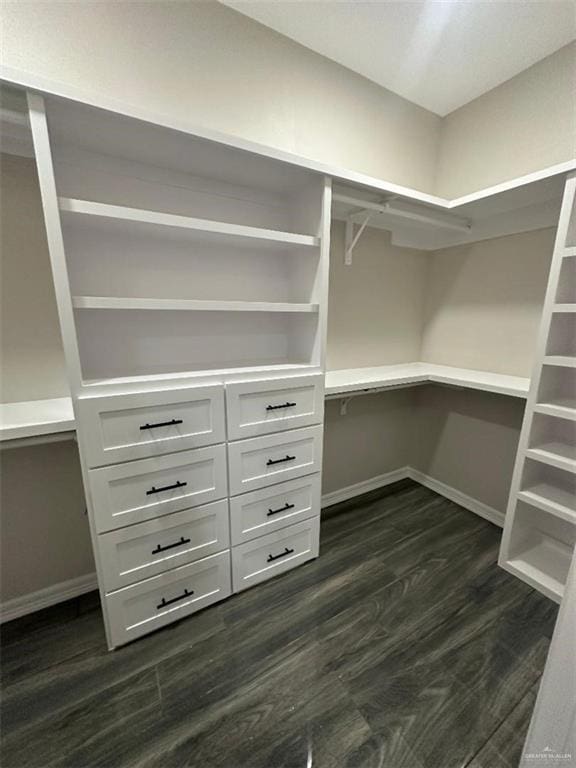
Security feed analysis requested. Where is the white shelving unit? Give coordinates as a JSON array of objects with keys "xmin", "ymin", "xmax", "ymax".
[
  {"xmin": 27, "ymin": 90, "xmax": 331, "ymax": 648},
  {"xmin": 500, "ymin": 174, "xmax": 576, "ymax": 603}
]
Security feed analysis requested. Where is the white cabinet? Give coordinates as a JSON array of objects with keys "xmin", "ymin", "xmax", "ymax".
[
  {"xmin": 230, "ymin": 474, "xmax": 321, "ymax": 544},
  {"xmin": 98, "ymin": 499, "xmax": 230, "ymax": 591},
  {"xmin": 225, "ymin": 375, "xmax": 324, "ymax": 440},
  {"xmin": 88, "ymin": 445, "xmax": 228, "ymax": 532},
  {"xmin": 227, "ymin": 425, "xmax": 323, "ymax": 496},
  {"xmin": 105, "ymin": 551, "xmax": 232, "ymax": 647},
  {"xmin": 77, "ymin": 385, "xmax": 225, "ymax": 467},
  {"xmin": 232, "ymin": 516, "xmax": 320, "ymax": 592},
  {"xmin": 29, "ymin": 91, "xmax": 329, "ymax": 648}
]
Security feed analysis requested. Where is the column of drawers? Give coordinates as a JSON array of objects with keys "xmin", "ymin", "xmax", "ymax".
[
  {"xmin": 224, "ymin": 375, "xmax": 324, "ymax": 592},
  {"xmin": 76, "ymin": 385, "xmax": 231, "ymax": 648}
]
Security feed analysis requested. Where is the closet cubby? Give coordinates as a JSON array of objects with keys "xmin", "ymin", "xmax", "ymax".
[
  {"xmin": 507, "ymin": 501, "xmax": 575, "ymax": 600},
  {"xmin": 536, "ymin": 367, "xmax": 576, "ymax": 415},
  {"xmin": 545, "ymin": 313, "xmax": 576, "ymax": 359},
  {"xmin": 527, "ymin": 413, "xmax": 576, "ymax": 474},
  {"xmin": 555, "ymin": 256, "xmax": 576, "ymax": 304},
  {"xmin": 520, "ymin": 459, "xmax": 576, "ymax": 523}
]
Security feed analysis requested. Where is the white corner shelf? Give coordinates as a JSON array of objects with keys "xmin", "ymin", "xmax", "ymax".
[
  {"xmin": 0, "ymin": 398, "xmax": 75, "ymax": 443},
  {"xmin": 59, "ymin": 198, "xmax": 320, "ymax": 249},
  {"xmin": 324, "ymin": 363, "xmax": 530, "ymax": 399},
  {"xmin": 71, "ymin": 297, "xmax": 319, "ymax": 313}
]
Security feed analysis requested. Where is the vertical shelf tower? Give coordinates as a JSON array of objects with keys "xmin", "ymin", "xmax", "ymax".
[
  {"xmin": 28, "ymin": 93, "xmax": 331, "ymax": 648},
  {"xmin": 500, "ymin": 173, "xmax": 576, "ymax": 602}
]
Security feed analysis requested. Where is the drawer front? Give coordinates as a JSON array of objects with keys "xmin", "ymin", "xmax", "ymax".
[
  {"xmin": 230, "ymin": 474, "xmax": 320, "ymax": 545},
  {"xmin": 106, "ymin": 551, "xmax": 231, "ymax": 647},
  {"xmin": 226, "ymin": 375, "xmax": 324, "ymax": 440},
  {"xmin": 99, "ymin": 499, "xmax": 230, "ymax": 592},
  {"xmin": 77, "ymin": 385, "xmax": 225, "ymax": 468},
  {"xmin": 228, "ymin": 425, "xmax": 323, "ymax": 496},
  {"xmin": 89, "ymin": 445, "xmax": 227, "ymax": 533},
  {"xmin": 232, "ymin": 517, "xmax": 319, "ymax": 592}
]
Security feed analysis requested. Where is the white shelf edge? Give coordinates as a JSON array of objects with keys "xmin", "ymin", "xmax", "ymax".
[
  {"xmin": 562, "ymin": 246, "xmax": 576, "ymax": 258},
  {"xmin": 503, "ymin": 555, "xmax": 565, "ymax": 603},
  {"xmin": 59, "ymin": 198, "xmax": 320, "ymax": 248},
  {"xmin": 325, "ymin": 363, "xmax": 530, "ymax": 399},
  {"xmin": 534, "ymin": 403, "xmax": 576, "ymax": 422},
  {"xmin": 517, "ymin": 488, "xmax": 576, "ymax": 525},
  {"xmin": 553, "ymin": 304, "xmax": 576, "ymax": 313},
  {"xmin": 72, "ymin": 297, "xmax": 319, "ymax": 313},
  {"xmin": 0, "ymin": 398, "xmax": 75, "ymax": 442},
  {"xmin": 543, "ymin": 356, "xmax": 576, "ymax": 369},
  {"xmin": 526, "ymin": 445, "xmax": 576, "ymax": 474}
]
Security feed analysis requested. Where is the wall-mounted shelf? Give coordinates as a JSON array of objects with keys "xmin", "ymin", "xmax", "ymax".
[
  {"xmin": 325, "ymin": 363, "xmax": 530, "ymax": 399},
  {"xmin": 59, "ymin": 198, "xmax": 320, "ymax": 249},
  {"xmin": 0, "ymin": 398, "xmax": 75, "ymax": 445},
  {"xmin": 72, "ymin": 297, "xmax": 319, "ymax": 313}
]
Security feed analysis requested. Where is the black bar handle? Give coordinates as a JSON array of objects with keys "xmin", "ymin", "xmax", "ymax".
[
  {"xmin": 267, "ymin": 502, "xmax": 295, "ymax": 517},
  {"xmin": 267, "ymin": 547, "xmax": 295, "ymax": 563},
  {"xmin": 146, "ymin": 480, "xmax": 187, "ymax": 496},
  {"xmin": 156, "ymin": 587, "xmax": 194, "ymax": 610},
  {"xmin": 266, "ymin": 455, "xmax": 296, "ymax": 467},
  {"xmin": 140, "ymin": 418, "xmax": 183, "ymax": 431},
  {"xmin": 266, "ymin": 402, "xmax": 296, "ymax": 411},
  {"xmin": 152, "ymin": 536, "xmax": 191, "ymax": 555}
]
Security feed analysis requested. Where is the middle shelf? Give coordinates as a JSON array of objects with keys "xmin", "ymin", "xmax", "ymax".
[{"xmin": 72, "ymin": 297, "xmax": 319, "ymax": 313}]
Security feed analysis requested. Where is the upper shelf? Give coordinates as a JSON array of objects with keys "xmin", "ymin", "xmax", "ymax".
[
  {"xmin": 59, "ymin": 198, "xmax": 320, "ymax": 249},
  {"xmin": 72, "ymin": 297, "xmax": 319, "ymax": 313},
  {"xmin": 325, "ymin": 363, "xmax": 530, "ymax": 399}
]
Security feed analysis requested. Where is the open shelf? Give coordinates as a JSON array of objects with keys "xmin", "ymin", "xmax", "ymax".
[
  {"xmin": 72, "ymin": 297, "xmax": 319, "ymax": 313},
  {"xmin": 507, "ymin": 538, "xmax": 572, "ymax": 602},
  {"xmin": 518, "ymin": 486, "xmax": 576, "ymax": 525},
  {"xmin": 526, "ymin": 443, "xmax": 576, "ymax": 474},
  {"xmin": 543, "ymin": 356, "xmax": 576, "ymax": 368},
  {"xmin": 553, "ymin": 304, "xmax": 576, "ymax": 313},
  {"xmin": 536, "ymin": 367, "xmax": 576, "ymax": 421},
  {"xmin": 59, "ymin": 198, "xmax": 319, "ymax": 249},
  {"xmin": 520, "ymin": 459, "xmax": 576, "ymax": 524},
  {"xmin": 0, "ymin": 398, "xmax": 75, "ymax": 442}
]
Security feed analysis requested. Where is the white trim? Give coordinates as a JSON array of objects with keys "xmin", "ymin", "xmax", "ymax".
[
  {"xmin": 321, "ymin": 466, "xmax": 504, "ymax": 528},
  {"xmin": 406, "ymin": 468, "xmax": 504, "ymax": 527},
  {"xmin": 0, "ymin": 573, "xmax": 98, "ymax": 624},
  {"xmin": 321, "ymin": 467, "xmax": 411, "ymax": 507}
]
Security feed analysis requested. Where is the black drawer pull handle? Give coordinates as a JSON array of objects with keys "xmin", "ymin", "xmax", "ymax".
[
  {"xmin": 267, "ymin": 502, "xmax": 295, "ymax": 517},
  {"xmin": 266, "ymin": 402, "xmax": 296, "ymax": 411},
  {"xmin": 267, "ymin": 547, "xmax": 295, "ymax": 563},
  {"xmin": 146, "ymin": 480, "xmax": 187, "ymax": 496},
  {"xmin": 156, "ymin": 588, "xmax": 194, "ymax": 610},
  {"xmin": 152, "ymin": 536, "xmax": 191, "ymax": 555},
  {"xmin": 266, "ymin": 455, "xmax": 296, "ymax": 467},
  {"xmin": 140, "ymin": 418, "xmax": 183, "ymax": 431}
]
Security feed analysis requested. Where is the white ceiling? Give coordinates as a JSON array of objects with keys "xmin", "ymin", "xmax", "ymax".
[{"xmin": 221, "ymin": 0, "xmax": 576, "ymax": 116}]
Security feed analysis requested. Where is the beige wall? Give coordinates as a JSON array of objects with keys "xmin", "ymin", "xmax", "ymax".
[
  {"xmin": 0, "ymin": 441, "xmax": 93, "ymax": 602},
  {"xmin": 323, "ymin": 390, "xmax": 415, "ymax": 495},
  {"xmin": 0, "ymin": 0, "xmax": 441, "ymax": 193},
  {"xmin": 327, "ymin": 221, "xmax": 427, "ymax": 370},
  {"xmin": 413, "ymin": 386, "xmax": 526, "ymax": 514},
  {"xmin": 0, "ymin": 153, "xmax": 68, "ymax": 402},
  {"xmin": 436, "ymin": 43, "xmax": 576, "ymax": 199},
  {"xmin": 421, "ymin": 228, "xmax": 555, "ymax": 377}
]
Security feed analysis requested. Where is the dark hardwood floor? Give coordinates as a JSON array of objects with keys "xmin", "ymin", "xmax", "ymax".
[{"xmin": 1, "ymin": 480, "xmax": 558, "ymax": 768}]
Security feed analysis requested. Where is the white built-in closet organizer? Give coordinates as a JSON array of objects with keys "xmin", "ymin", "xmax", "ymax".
[{"xmin": 1, "ymin": 66, "xmax": 575, "ymax": 645}]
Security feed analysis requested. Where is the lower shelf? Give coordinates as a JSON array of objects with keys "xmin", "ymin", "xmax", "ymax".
[{"xmin": 506, "ymin": 536, "xmax": 573, "ymax": 603}]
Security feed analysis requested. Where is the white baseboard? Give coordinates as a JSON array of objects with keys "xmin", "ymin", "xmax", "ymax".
[
  {"xmin": 321, "ymin": 467, "xmax": 411, "ymax": 508},
  {"xmin": 0, "ymin": 572, "xmax": 98, "ymax": 624},
  {"xmin": 2, "ymin": 470, "xmax": 503, "ymax": 624},
  {"xmin": 405, "ymin": 468, "xmax": 504, "ymax": 528},
  {"xmin": 321, "ymin": 465, "xmax": 504, "ymax": 528}
]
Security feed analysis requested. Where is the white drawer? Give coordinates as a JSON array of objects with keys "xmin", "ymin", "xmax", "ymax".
[
  {"xmin": 225, "ymin": 375, "xmax": 324, "ymax": 440},
  {"xmin": 230, "ymin": 474, "xmax": 320, "ymax": 545},
  {"xmin": 228, "ymin": 425, "xmax": 323, "ymax": 496},
  {"xmin": 88, "ymin": 445, "xmax": 227, "ymax": 533},
  {"xmin": 77, "ymin": 385, "xmax": 225, "ymax": 468},
  {"xmin": 98, "ymin": 499, "xmax": 230, "ymax": 592},
  {"xmin": 232, "ymin": 517, "xmax": 319, "ymax": 592},
  {"xmin": 106, "ymin": 551, "xmax": 231, "ymax": 647}
]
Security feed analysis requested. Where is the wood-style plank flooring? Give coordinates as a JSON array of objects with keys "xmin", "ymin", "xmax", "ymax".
[{"xmin": 1, "ymin": 480, "xmax": 558, "ymax": 768}]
